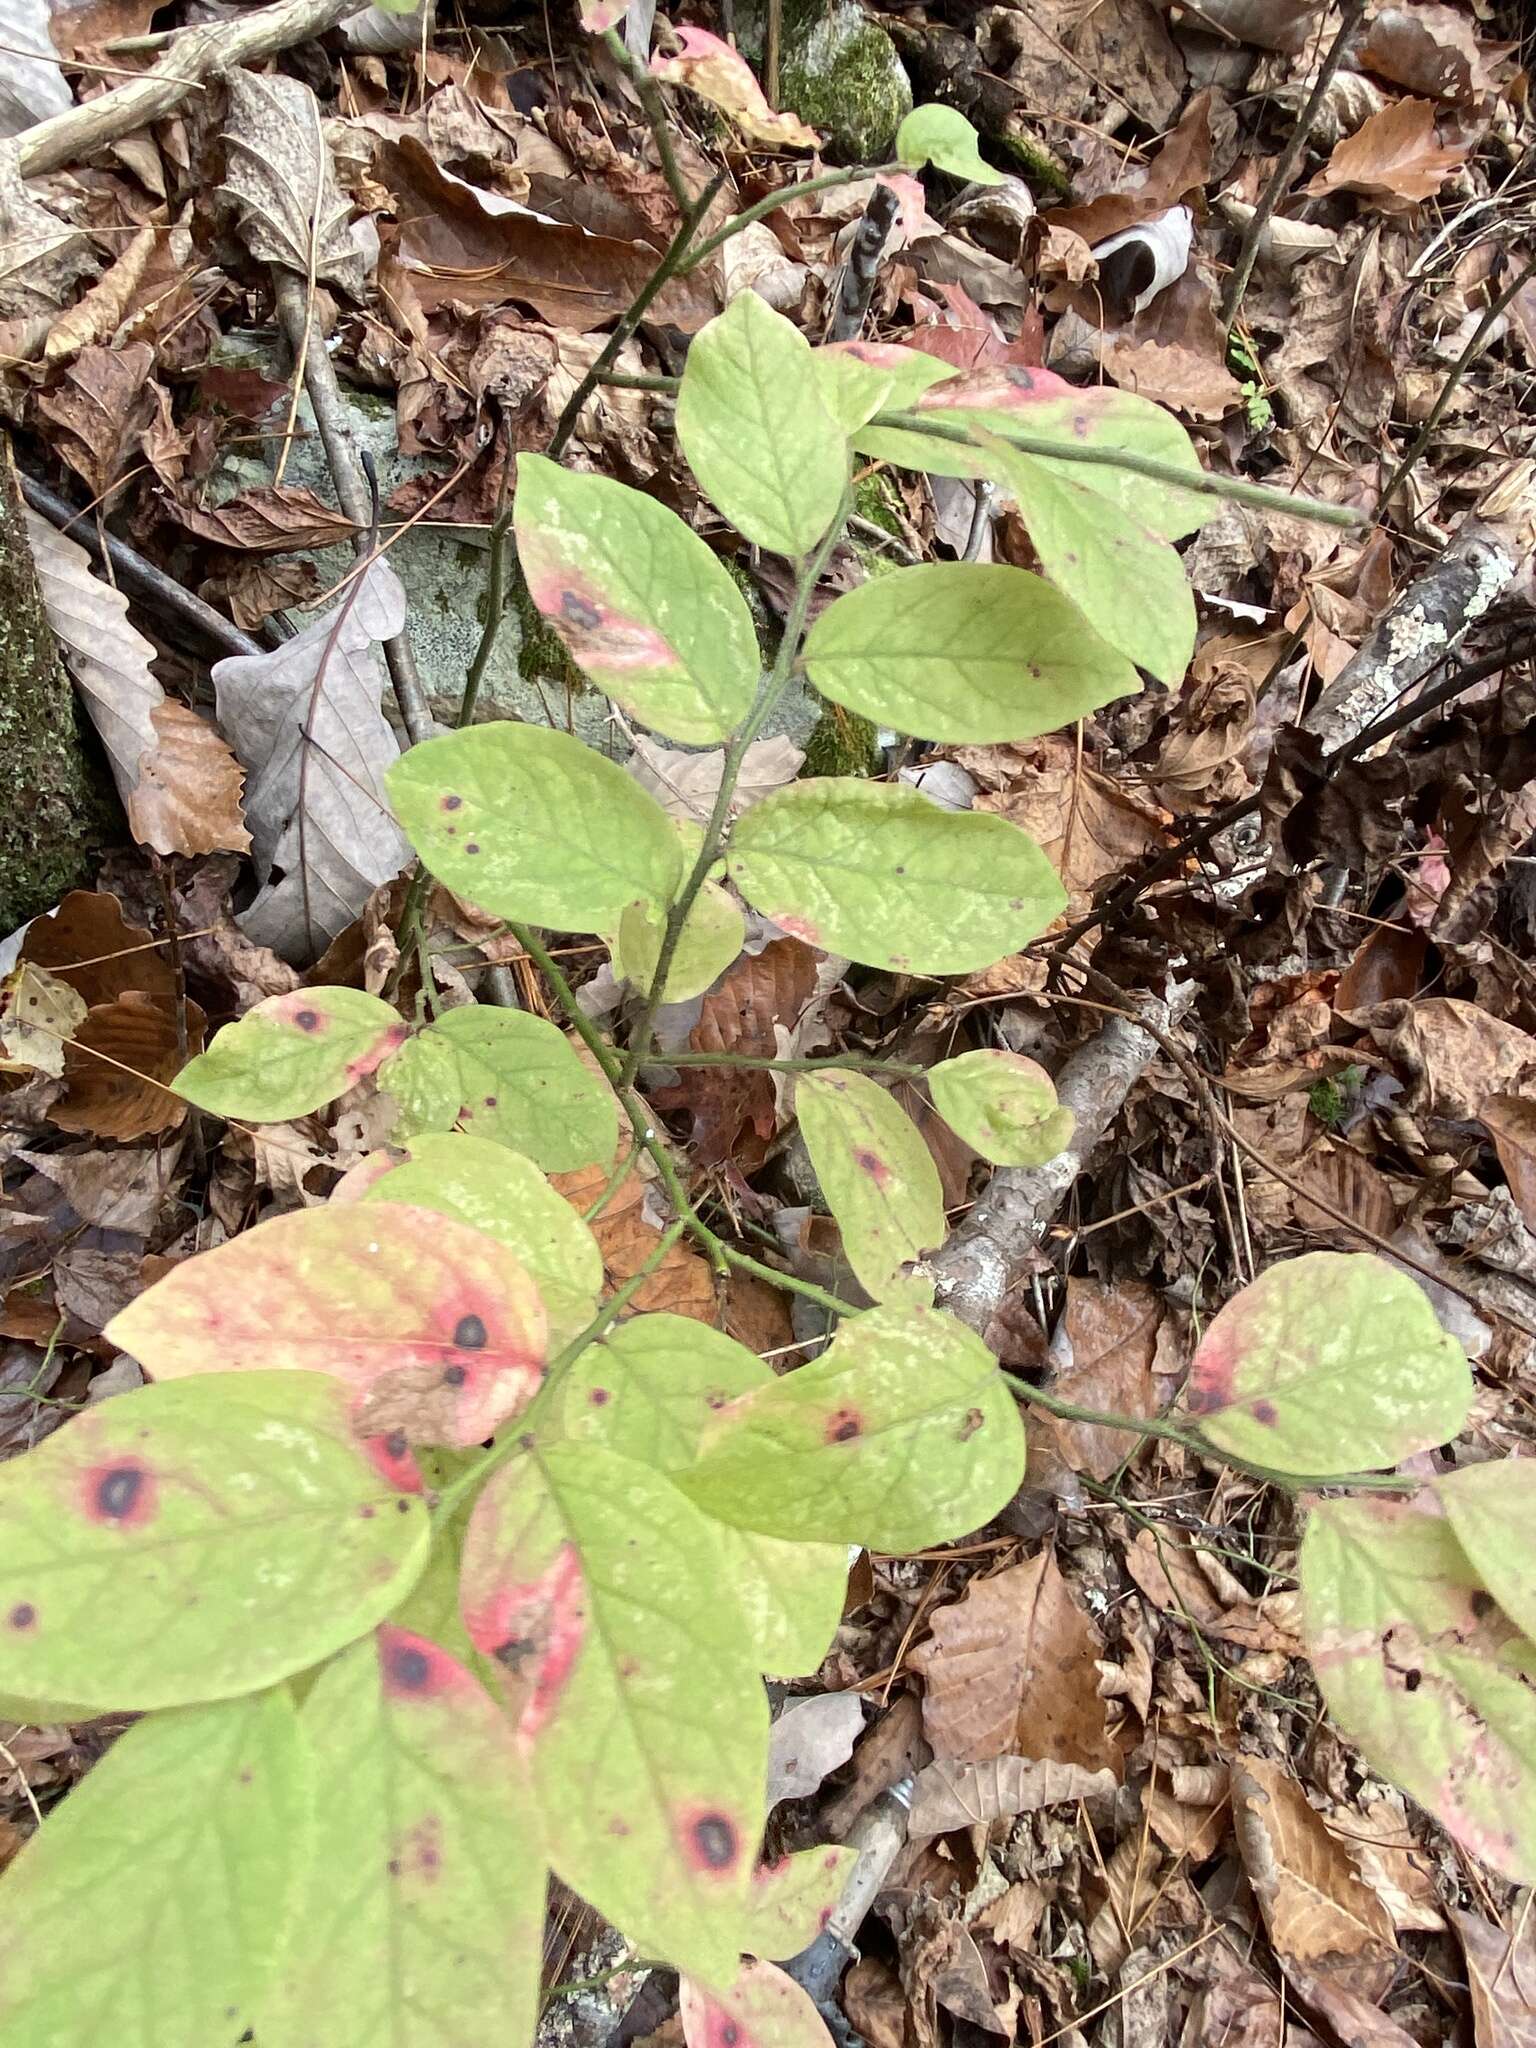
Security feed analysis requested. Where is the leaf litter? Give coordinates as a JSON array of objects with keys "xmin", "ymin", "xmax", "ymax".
[{"xmin": 4, "ymin": 0, "xmax": 1536, "ymax": 2040}]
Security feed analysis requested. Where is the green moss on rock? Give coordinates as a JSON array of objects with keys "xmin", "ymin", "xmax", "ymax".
[
  {"xmin": 769, "ymin": 0, "xmax": 912, "ymax": 164},
  {"xmin": 804, "ymin": 699, "xmax": 881, "ymax": 777}
]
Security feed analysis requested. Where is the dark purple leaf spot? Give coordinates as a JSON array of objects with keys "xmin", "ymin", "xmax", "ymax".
[
  {"xmin": 589, "ymin": 1387, "xmax": 611, "ymax": 1406},
  {"xmin": 688, "ymin": 1812, "xmax": 739, "ymax": 1872},
  {"xmin": 1404, "ymin": 1668, "xmax": 1422, "ymax": 1692},
  {"xmin": 493, "ymin": 1634, "xmax": 536, "ymax": 1672},
  {"xmin": 1250, "ymin": 1400, "xmax": 1278, "ymax": 1426},
  {"xmin": 825, "ymin": 1408, "xmax": 861, "ymax": 1444},
  {"xmin": 385, "ymin": 1430, "xmax": 408, "ymax": 1458},
  {"xmin": 1073, "ymin": 414, "xmax": 1090, "ymax": 438},
  {"xmin": 385, "ymin": 1642, "xmax": 433, "ymax": 1692},
  {"xmin": 465, "ymin": 843, "xmax": 481, "ymax": 856},
  {"xmin": 387, "ymin": 1857, "xmax": 402, "ymax": 1876},
  {"xmin": 294, "ymin": 1008, "xmax": 319, "ymax": 1032},
  {"xmin": 453, "ymin": 1313, "xmax": 488, "ymax": 1350},
  {"xmin": 1065, "ymin": 551, "xmax": 1079, "ymax": 565},
  {"xmin": 562, "ymin": 590, "xmax": 602, "ymax": 630},
  {"xmin": 721, "ymin": 2027, "xmax": 740, "ymax": 2047},
  {"xmin": 396, "ymin": 1498, "xmax": 413, "ymax": 1513},
  {"xmin": 1028, "ymin": 664, "xmax": 1042, "ymax": 679},
  {"xmin": 1471, "ymin": 1590, "xmax": 1496, "ymax": 1620},
  {"xmin": 482, "ymin": 1095, "xmax": 498, "ymax": 1109},
  {"xmin": 9, "ymin": 1603, "xmax": 36, "ymax": 1629},
  {"xmin": 442, "ymin": 794, "xmax": 463, "ymax": 812},
  {"xmin": 443, "ymin": 1365, "xmax": 468, "ymax": 1387},
  {"xmin": 89, "ymin": 1461, "xmax": 153, "ymax": 1524}
]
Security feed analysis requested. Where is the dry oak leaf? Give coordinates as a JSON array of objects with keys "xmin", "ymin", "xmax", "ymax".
[
  {"xmin": 33, "ymin": 343, "xmax": 157, "ymax": 500},
  {"xmin": 1480, "ymin": 1097, "xmax": 1536, "ymax": 1235},
  {"xmin": 1380, "ymin": 997, "xmax": 1536, "ymax": 1122},
  {"xmin": 124, "ymin": 700, "xmax": 251, "ymax": 860},
  {"xmin": 1306, "ymin": 98, "xmax": 1470, "ymax": 210},
  {"xmin": 1453, "ymin": 1905, "xmax": 1536, "ymax": 2048},
  {"xmin": 19, "ymin": 890, "xmax": 176, "ymax": 1009},
  {"xmin": 1360, "ymin": 6, "xmax": 1495, "ymax": 106},
  {"xmin": 1026, "ymin": 1278, "xmax": 1161, "ymax": 1485},
  {"xmin": 907, "ymin": 1754, "xmax": 1116, "ymax": 1838},
  {"xmin": 549, "ymin": 1141, "xmax": 715, "ymax": 1323},
  {"xmin": 910, "ymin": 1548, "xmax": 1117, "ymax": 1772},
  {"xmin": 1124, "ymin": 1528, "xmax": 1303, "ymax": 1655},
  {"xmin": 1232, "ymin": 1757, "xmax": 1399, "ymax": 2002}
]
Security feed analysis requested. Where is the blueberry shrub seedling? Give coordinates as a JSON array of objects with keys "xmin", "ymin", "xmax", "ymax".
[{"xmin": 0, "ymin": 66, "xmax": 1522, "ymax": 2048}]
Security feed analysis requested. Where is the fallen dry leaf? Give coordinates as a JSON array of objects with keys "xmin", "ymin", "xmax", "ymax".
[
  {"xmin": 52, "ymin": 991, "xmax": 205, "ymax": 1141},
  {"xmin": 549, "ymin": 1140, "xmax": 716, "ymax": 1322},
  {"xmin": 0, "ymin": 962, "xmax": 86, "ymax": 1078},
  {"xmin": 19, "ymin": 890, "xmax": 176, "ymax": 1008},
  {"xmin": 1028, "ymin": 1278, "xmax": 1161, "ymax": 1483},
  {"xmin": 1124, "ymin": 1528, "xmax": 1303, "ymax": 1655},
  {"xmin": 1453, "ymin": 1905, "xmax": 1536, "ymax": 2048},
  {"xmin": 221, "ymin": 71, "xmax": 365, "ymax": 296},
  {"xmin": 161, "ymin": 484, "xmax": 357, "ymax": 556},
  {"xmin": 1361, "ymin": 6, "xmax": 1494, "ymax": 105},
  {"xmin": 1100, "ymin": 337, "xmax": 1243, "ymax": 419},
  {"xmin": 1380, "ymin": 997, "xmax": 1536, "ymax": 1121},
  {"xmin": 124, "ymin": 700, "xmax": 251, "ymax": 860},
  {"xmin": 766, "ymin": 1691, "xmax": 864, "ymax": 1807},
  {"xmin": 652, "ymin": 27, "xmax": 819, "ymax": 150},
  {"xmin": 1480, "ymin": 1097, "xmax": 1536, "ymax": 1234},
  {"xmin": 1306, "ymin": 98, "xmax": 1471, "ymax": 210},
  {"xmin": 33, "ymin": 343, "xmax": 157, "ymax": 499},
  {"xmin": 961, "ymin": 738, "xmax": 1165, "ymax": 925},
  {"xmin": 910, "ymin": 1548, "xmax": 1116, "ymax": 1771},
  {"xmin": 907, "ymin": 1755, "xmax": 1116, "ymax": 1838}
]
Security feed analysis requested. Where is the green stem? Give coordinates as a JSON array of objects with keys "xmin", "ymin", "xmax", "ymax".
[
  {"xmin": 663, "ymin": 1051, "xmax": 924, "ymax": 1077},
  {"xmin": 603, "ymin": 27, "xmax": 692, "ymax": 217},
  {"xmin": 594, "ymin": 370, "xmax": 679, "ymax": 393},
  {"xmin": 869, "ymin": 410, "xmax": 1366, "ymax": 527},
  {"xmin": 548, "ymin": 171, "xmax": 724, "ymax": 463},
  {"xmin": 1004, "ymin": 1375, "xmax": 1420, "ymax": 1494},
  {"xmin": 719, "ymin": 1244, "xmax": 856, "ymax": 1319},
  {"xmin": 617, "ymin": 486, "xmax": 853, "ymax": 1093},
  {"xmin": 679, "ymin": 164, "xmax": 898, "ymax": 276},
  {"xmin": 456, "ymin": 504, "xmax": 512, "ymax": 729}
]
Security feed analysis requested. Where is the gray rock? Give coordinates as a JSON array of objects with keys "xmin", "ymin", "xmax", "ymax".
[{"xmin": 740, "ymin": 0, "xmax": 911, "ymax": 164}]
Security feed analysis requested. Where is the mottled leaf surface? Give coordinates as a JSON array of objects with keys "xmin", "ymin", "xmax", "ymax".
[
  {"xmin": 676, "ymin": 292, "xmax": 846, "ymax": 557},
  {"xmin": 0, "ymin": 1690, "xmax": 308, "ymax": 2048},
  {"xmin": 1185, "ymin": 1252, "xmax": 1472, "ymax": 1475},
  {"xmin": 651, "ymin": 28, "xmax": 819, "ymax": 150},
  {"xmin": 727, "ymin": 779, "xmax": 1065, "ymax": 974},
  {"xmin": 797, "ymin": 1072, "xmax": 944, "ymax": 1300},
  {"xmin": 389, "ymin": 725, "xmax": 682, "ymax": 933},
  {"xmin": 929, "ymin": 1050, "xmax": 1075, "ymax": 1166},
  {"xmin": 556, "ymin": 1316, "xmax": 847, "ymax": 1676},
  {"xmin": 514, "ymin": 455, "xmax": 759, "ymax": 743},
  {"xmin": 0, "ymin": 1374, "xmax": 427, "ymax": 1708},
  {"xmin": 175, "ymin": 987, "xmax": 409, "ymax": 1121},
  {"xmin": 381, "ymin": 1006, "xmax": 617, "ymax": 1171},
  {"xmin": 681, "ymin": 1958, "xmax": 836, "ymax": 2048},
  {"xmin": 460, "ymin": 1441, "xmax": 767, "ymax": 1983},
  {"xmin": 106, "ymin": 1204, "xmax": 547, "ymax": 1450},
  {"xmin": 683, "ymin": 1303, "xmax": 1026, "ymax": 1551},
  {"xmin": 1437, "ymin": 1463, "xmax": 1536, "ymax": 1645},
  {"xmin": 362, "ymin": 1134, "xmax": 603, "ymax": 1350},
  {"xmin": 895, "ymin": 104, "xmax": 1003, "ymax": 184},
  {"xmin": 259, "ymin": 1629, "xmax": 544, "ymax": 2048},
  {"xmin": 1302, "ymin": 1496, "xmax": 1536, "ymax": 1885},
  {"xmin": 615, "ymin": 880, "xmax": 745, "ymax": 1003},
  {"xmin": 803, "ymin": 562, "xmax": 1139, "ymax": 742},
  {"xmin": 974, "ymin": 430, "xmax": 1195, "ymax": 685}
]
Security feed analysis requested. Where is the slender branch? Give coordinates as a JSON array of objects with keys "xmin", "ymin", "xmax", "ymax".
[
  {"xmin": 1005, "ymin": 1375, "xmax": 1415, "ymax": 1493},
  {"xmin": 594, "ymin": 370, "xmax": 680, "ymax": 393},
  {"xmin": 548, "ymin": 173, "xmax": 725, "ymax": 462},
  {"xmin": 457, "ymin": 502, "xmax": 513, "ymax": 729},
  {"xmin": 603, "ymin": 26, "xmax": 692, "ymax": 218},
  {"xmin": 1220, "ymin": 0, "xmax": 1368, "ymax": 328},
  {"xmin": 662, "ymin": 1051, "xmax": 924, "ymax": 1077},
  {"xmin": 680, "ymin": 164, "xmax": 891, "ymax": 276},
  {"xmin": 617, "ymin": 486, "xmax": 852, "ymax": 1091},
  {"xmin": 869, "ymin": 410, "xmax": 1365, "ymax": 527},
  {"xmin": 1376, "ymin": 253, "xmax": 1536, "ymax": 510}
]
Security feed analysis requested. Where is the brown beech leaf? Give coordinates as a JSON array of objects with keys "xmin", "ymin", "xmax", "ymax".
[
  {"xmin": 160, "ymin": 484, "xmax": 357, "ymax": 555},
  {"xmin": 1360, "ymin": 6, "xmax": 1493, "ymax": 105},
  {"xmin": 19, "ymin": 890, "xmax": 176, "ymax": 1009},
  {"xmin": 1452, "ymin": 1906, "xmax": 1536, "ymax": 2048},
  {"xmin": 33, "ymin": 343, "xmax": 157, "ymax": 498},
  {"xmin": 962, "ymin": 738, "xmax": 1165, "ymax": 925},
  {"xmin": 123, "ymin": 700, "xmax": 251, "ymax": 859},
  {"xmin": 1481, "ymin": 1097, "xmax": 1536, "ymax": 1235},
  {"xmin": 1100, "ymin": 337, "xmax": 1243, "ymax": 421},
  {"xmin": 549, "ymin": 1141, "xmax": 715, "ymax": 1322},
  {"xmin": 41, "ymin": 223, "xmax": 159, "ymax": 365},
  {"xmin": 1306, "ymin": 99, "xmax": 1470, "ymax": 210},
  {"xmin": 220, "ymin": 71, "xmax": 365, "ymax": 295},
  {"xmin": 1125, "ymin": 1528, "xmax": 1303, "ymax": 1654},
  {"xmin": 1381, "ymin": 997, "xmax": 1536, "ymax": 1121},
  {"xmin": 1028, "ymin": 1279, "xmax": 1161, "ymax": 1483},
  {"xmin": 52, "ymin": 992, "xmax": 205, "ymax": 1141},
  {"xmin": 1232, "ymin": 1757, "xmax": 1399, "ymax": 2002},
  {"xmin": 200, "ymin": 556, "xmax": 323, "ymax": 629},
  {"xmin": 908, "ymin": 1755, "xmax": 1116, "ymax": 1838},
  {"xmin": 1291, "ymin": 1138, "xmax": 1398, "ymax": 1244},
  {"xmin": 909, "ymin": 1549, "xmax": 1115, "ymax": 1771}
]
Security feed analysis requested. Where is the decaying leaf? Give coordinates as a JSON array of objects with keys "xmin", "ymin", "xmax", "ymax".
[
  {"xmin": 0, "ymin": 963, "xmax": 87, "ymax": 1078},
  {"xmin": 124, "ymin": 701, "xmax": 251, "ymax": 860},
  {"xmin": 908, "ymin": 1755, "xmax": 1116, "ymax": 1838},
  {"xmin": 220, "ymin": 70, "xmax": 366, "ymax": 295},
  {"xmin": 1306, "ymin": 99, "xmax": 1471, "ymax": 209},
  {"xmin": 652, "ymin": 28, "xmax": 819, "ymax": 151},
  {"xmin": 211, "ymin": 560, "xmax": 413, "ymax": 963},
  {"xmin": 766, "ymin": 1691, "xmax": 864, "ymax": 1808},
  {"xmin": 52, "ymin": 991, "xmax": 205, "ymax": 1141}
]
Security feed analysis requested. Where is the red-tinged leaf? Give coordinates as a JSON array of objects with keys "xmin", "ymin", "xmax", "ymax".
[
  {"xmin": 104, "ymin": 1204, "xmax": 547, "ymax": 1449},
  {"xmin": 258, "ymin": 1628, "xmax": 545, "ymax": 2048},
  {"xmin": 0, "ymin": 1373, "xmax": 428, "ymax": 1710},
  {"xmin": 0, "ymin": 1689, "xmax": 309, "ymax": 2048},
  {"xmin": 737, "ymin": 1847, "xmax": 858, "ymax": 1961},
  {"xmin": 681, "ymin": 1959, "xmax": 835, "ymax": 2048},
  {"xmin": 652, "ymin": 28, "xmax": 819, "ymax": 150},
  {"xmin": 460, "ymin": 1440, "xmax": 768, "ymax": 1984},
  {"xmin": 1183, "ymin": 1252, "xmax": 1471, "ymax": 1477},
  {"xmin": 578, "ymin": 0, "xmax": 625, "ymax": 25},
  {"xmin": 175, "ymin": 987, "xmax": 410, "ymax": 1121}
]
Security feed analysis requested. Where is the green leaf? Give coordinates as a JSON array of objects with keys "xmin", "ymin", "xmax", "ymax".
[
  {"xmin": 360, "ymin": 1133, "xmax": 603, "ymax": 1349},
  {"xmin": 803, "ymin": 561, "xmax": 1140, "ymax": 742},
  {"xmin": 105, "ymin": 1203, "xmax": 548, "ymax": 1450},
  {"xmin": 0, "ymin": 1689, "xmax": 309, "ymax": 2048},
  {"xmin": 556, "ymin": 1315, "xmax": 849, "ymax": 1676},
  {"xmin": 1301, "ymin": 1496, "xmax": 1536, "ymax": 1885},
  {"xmin": 928, "ymin": 1049, "xmax": 1074, "ymax": 1166},
  {"xmin": 387, "ymin": 724, "xmax": 683, "ymax": 933},
  {"xmin": 460, "ymin": 1440, "xmax": 769, "ymax": 1983},
  {"xmin": 514, "ymin": 454, "xmax": 759, "ymax": 744},
  {"xmin": 737, "ymin": 1846, "xmax": 858, "ymax": 1960},
  {"xmin": 1184, "ymin": 1252, "xmax": 1472, "ymax": 1476},
  {"xmin": 1436, "ymin": 1463, "xmax": 1536, "ymax": 1644},
  {"xmin": 371, "ymin": 0, "xmax": 421, "ymax": 13},
  {"xmin": 0, "ymin": 1373, "xmax": 428, "ymax": 1709},
  {"xmin": 726, "ymin": 777, "xmax": 1065, "ymax": 974},
  {"xmin": 895, "ymin": 104, "xmax": 1003, "ymax": 185},
  {"xmin": 676, "ymin": 291, "xmax": 847, "ymax": 557},
  {"xmin": 855, "ymin": 369, "xmax": 1212, "ymax": 539},
  {"xmin": 971, "ymin": 427, "xmax": 1196, "ymax": 684},
  {"xmin": 797, "ymin": 1071, "xmax": 943, "ymax": 1300},
  {"xmin": 380, "ymin": 1006, "xmax": 618, "ymax": 1171},
  {"xmin": 681, "ymin": 1302, "xmax": 1026, "ymax": 1551},
  {"xmin": 681, "ymin": 1959, "xmax": 839, "ymax": 2048},
  {"xmin": 174, "ymin": 987, "xmax": 409, "ymax": 1121},
  {"xmin": 259, "ymin": 1628, "xmax": 545, "ymax": 2048},
  {"xmin": 614, "ymin": 879, "xmax": 745, "ymax": 1002},
  {"xmin": 814, "ymin": 340, "xmax": 956, "ymax": 422}
]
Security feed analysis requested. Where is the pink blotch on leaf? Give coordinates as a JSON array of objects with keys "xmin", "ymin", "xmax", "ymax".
[
  {"xmin": 677, "ymin": 1805, "xmax": 742, "ymax": 1879},
  {"xmin": 463, "ymin": 1542, "xmax": 586, "ymax": 1749},
  {"xmin": 378, "ymin": 1626, "xmax": 461, "ymax": 1701},
  {"xmin": 79, "ymin": 1457, "xmax": 158, "ymax": 1528},
  {"xmin": 769, "ymin": 914, "xmax": 822, "ymax": 949},
  {"xmin": 343, "ymin": 1019, "xmax": 410, "ymax": 1090},
  {"xmin": 852, "ymin": 1147, "xmax": 890, "ymax": 1188},
  {"xmin": 362, "ymin": 1430, "xmax": 424, "ymax": 1494}
]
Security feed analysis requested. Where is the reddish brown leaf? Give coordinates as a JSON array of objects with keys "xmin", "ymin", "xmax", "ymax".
[
  {"xmin": 160, "ymin": 485, "xmax": 358, "ymax": 555},
  {"xmin": 33, "ymin": 343, "xmax": 156, "ymax": 498},
  {"xmin": 1306, "ymin": 98, "xmax": 1471, "ymax": 208},
  {"xmin": 549, "ymin": 1142, "xmax": 715, "ymax": 1322},
  {"xmin": 199, "ymin": 556, "xmax": 323, "ymax": 629},
  {"xmin": 1481, "ymin": 1096, "xmax": 1536, "ymax": 1234},
  {"xmin": 124, "ymin": 700, "xmax": 251, "ymax": 859},
  {"xmin": 653, "ymin": 939, "xmax": 820, "ymax": 1170},
  {"xmin": 20, "ymin": 891, "xmax": 176, "ymax": 1008},
  {"xmin": 51, "ymin": 992, "xmax": 205, "ymax": 1141}
]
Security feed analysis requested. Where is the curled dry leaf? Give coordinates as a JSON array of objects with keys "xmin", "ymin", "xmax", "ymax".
[
  {"xmin": 0, "ymin": 963, "xmax": 87, "ymax": 1078},
  {"xmin": 52, "ymin": 991, "xmax": 206, "ymax": 1141},
  {"xmin": 0, "ymin": 143, "xmax": 96, "ymax": 329},
  {"xmin": 124, "ymin": 700, "xmax": 251, "ymax": 860},
  {"xmin": 765, "ymin": 1691, "xmax": 864, "ymax": 1807},
  {"xmin": 1306, "ymin": 99, "xmax": 1471, "ymax": 210},
  {"xmin": 908, "ymin": 1755, "xmax": 1117, "ymax": 1838},
  {"xmin": 1480, "ymin": 1096, "xmax": 1536, "ymax": 1234},
  {"xmin": 1099, "ymin": 337, "xmax": 1244, "ymax": 421},
  {"xmin": 24, "ymin": 505, "xmax": 162, "ymax": 798},
  {"xmin": 18, "ymin": 889, "xmax": 177, "ymax": 1008},
  {"xmin": 220, "ymin": 70, "xmax": 366, "ymax": 296},
  {"xmin": 652, "ymin": 28, "xmax": 819, "ymax": 151},
  {"xmin": 160, "ymin": 484, "xmax": 357, "ymax": 556},
  {"xmin": 33, "ymin": 344, "xmax": 157, "ymax": 500},
  {"xmin": 1125, "ymin": 1527, "xmax": 1304, "ymax": 1655}
]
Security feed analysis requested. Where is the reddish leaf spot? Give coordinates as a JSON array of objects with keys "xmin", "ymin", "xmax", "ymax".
[
  {"xmin": 464, "ymin": 1543, "xmax": 586, "ymax": 1749},
  {"xmin": 853, "ymin": 1147, "xmax": 890, "ymax": 1188},
  {"xmin": 562, "ymin": 589, "xmax": 603, "ymax": 630},
  {"xmin": 294, "ymin": 1008, "xmax": 320, "ymax": 1033},
  {"xmin": 442, "ymin": 794, "xmax": 463, "ymax": 812},
  {"xmin": 81, "ymin": 1458, "xmax": 157, "ymax": 1528},
  {"xmin": 465, "ymin": 843, "xmax": 481, "ymax": 856},
  {"xmin": 362, "ymin": 1431, "xmax": 423, "ymax": 1493},
  {"xmin": 9, "ymin": 1603, "xmax": 36, "ymax": 1630},
  {"xmin": 956, "ymin": 1406, "xmax": 984, "ymax": 1441},
  {"xmin": 453, "ymin": 1314, "xmax": 488, "ymax": 1350},
  {"xmin": 387, "ymin": 1814, "xmax": 443, "ymax": 1884},
  {"xmin": 344, "ymin": 1020, "xmax": 411, "ymax": 1089},
  {"xmin": 378, "ymin": 1626, "xmax": 457, "ymax": 1700},
  {"xmin": 825, "ymin": 1408, "xmax": 862, "ymax": 1444},
  {"xmin": 680, "ymin": 1807, "xmax": 741, "ymax": 1876},
  {"xmin": 482, "ymin": 1095, "xmax": 498, "ymax": 1109},
  {"xmin": 1250, "ymin": 1400, "xmax": 1278, "ymax": 1426},
  {"xmin": 771, "ymin": 913, "xmax": 822, "ymax": 949},
  {"xmin": 1471, "ymin": 1590, "xmax": 1496, "ymax": 1620},
  {"xmin": 588, "ymin": 1387, "xmax": 611, "ymax": 1406}
]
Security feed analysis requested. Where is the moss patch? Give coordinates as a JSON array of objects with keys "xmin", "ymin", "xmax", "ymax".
[
  {"xmin": 777, "ymin": 1, "xmax": 911, "ymax": 163},
  {"xmin": 804, "ymin": 699, "xmax": 881, "ymax": 778}
]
